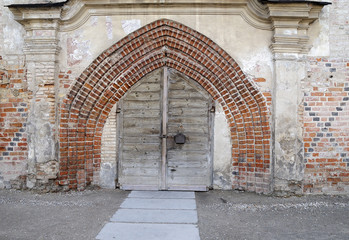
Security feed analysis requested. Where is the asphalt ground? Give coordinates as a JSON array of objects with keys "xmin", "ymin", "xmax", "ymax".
[{"xmin": 0, "ymin": 189, "xmax": 348, "ymax": 240}]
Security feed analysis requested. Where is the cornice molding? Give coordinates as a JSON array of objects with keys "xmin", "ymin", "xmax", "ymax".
[
  {"xmin": 9, "ymin": 0, "xmax": 273, "ymax": 31},
  {"xmin": 266, "ymin": 2, "xmax": 327, "ymax": 54},
  {"xmin": 7, "ymin": 0, "xmax": 329, "ymax": 56}
]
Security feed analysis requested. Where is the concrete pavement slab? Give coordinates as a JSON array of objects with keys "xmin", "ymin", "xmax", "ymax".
[
  {"xmin": 95, "ymin": 222, "xmax": 200, "ymax": 240},
  {"xmin": 128, "ymin": 190, "xmax": 195, "ymax": 199},
  {"xmin": 110, "ymin": 209, "xmax": 198, "ymax": 223},
  {"xmin": 120, "ymin": 198, "xmax": 197, "ymax": 209}
]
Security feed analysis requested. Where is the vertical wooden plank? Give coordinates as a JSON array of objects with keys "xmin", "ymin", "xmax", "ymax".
[
  {"xmin": 208, "ymin": 99, "xmax": 215, "ymax": 188},
  {"xmin": 115, "ymin": 103, "xmax": 121, "ymax": 187},
  {"xmin": 117, "ymin": 101, "xmax": 124, "ymax": 189},
  {"xmin": 161, "ymin": 67, "xmax": 168, "ymax": 190}
]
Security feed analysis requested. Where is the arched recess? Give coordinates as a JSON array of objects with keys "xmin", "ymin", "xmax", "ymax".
[{"xmin": 59, "ymin": 19, "xmax": 271, "ymax": 193}]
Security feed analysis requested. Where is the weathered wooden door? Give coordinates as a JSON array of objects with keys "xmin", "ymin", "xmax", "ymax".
[{"xmin": 117, "ymin": 68, "xmax": 213, "ymax": 191}]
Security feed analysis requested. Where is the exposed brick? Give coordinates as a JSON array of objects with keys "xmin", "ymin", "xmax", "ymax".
[
  {"xmin": 59, "ymin": 19, "xmax": 271, "ymax": 193},
  {"xmin": 304, "ymin": 55, "xmax": 349, "ymax": 194}
]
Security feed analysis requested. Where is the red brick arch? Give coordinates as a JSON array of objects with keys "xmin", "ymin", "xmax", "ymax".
[{"xmin": 59, "ymin": 19, "xmax": 271, "ymax": 193}]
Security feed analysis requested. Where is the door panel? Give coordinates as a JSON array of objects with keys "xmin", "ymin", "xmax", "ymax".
[
  {"xmin": 118, "ymin": 70, "xmax": 162, "ymax": 190},
  {"xmin": 166, "ymin": 70, "xmax": 212, "ymax": 191},
  {"xmin": 118, "ymin": 68, "xmax": 213, "ymax": 191}
]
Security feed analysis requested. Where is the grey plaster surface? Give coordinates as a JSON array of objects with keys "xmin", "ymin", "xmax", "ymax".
[
  {"xmin": 111, "ymin": 209, "xmax": 198, "ymax": 223},
  {"xmin": 96, "ymin": 222, "xmax": 200, "ymax": 240}
]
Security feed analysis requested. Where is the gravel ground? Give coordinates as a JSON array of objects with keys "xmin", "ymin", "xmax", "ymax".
[
  {"xmin": 196, "ymin": 190, "xmax": 349, "ymax": 240},
  {"xmin": 0, "ymin": 189, "xmax": 129, "ymax": 240},
  {"xmin": 0, "ymin": 189, "xmax": 348, "ymax": 240}
]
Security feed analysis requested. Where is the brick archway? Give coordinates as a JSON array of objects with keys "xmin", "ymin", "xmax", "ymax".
[{"xmin": 59, "ymin": 19, "xmax": 271, "ymax": 193}]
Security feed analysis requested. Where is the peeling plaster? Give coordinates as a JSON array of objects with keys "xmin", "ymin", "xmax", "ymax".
[
  {"xmin": 213, "ymin": 102, "xmax": 232, "ymax": 189},
  {"xmin": 106, "ymin": 16, "xmax": 113, "ymax": 40},
  {"xmin": 67, "ymin": 31, "xmax": 91, "ymax": 67},
  {"xmin": 90, "ymin": 16, "xmax": 98, "ymax": 26},
  {"xmin": 121, "ymin": 19, "xmax": 141, "ymax": 35},
  {"xmin": 309, "ymin": 7, "xmax": 330, "ymax": 56},
  {"xmin": 99, "ymin": 162, "xmax": 116, "ymax": 189},
  {"xmin": 2, "ymin": 7, "xmax": 24, "ymax": 54},
  {"xmin": 239, "ymin": 47, "xmax": 273, "ymax": 81}
]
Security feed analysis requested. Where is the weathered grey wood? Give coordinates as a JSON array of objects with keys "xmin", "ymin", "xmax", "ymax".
[
  {"xmin": 161, "ymin": 67, "xmax": 168, "ymax": 190},
  {"xmin": 123, "ymin": 109, "xmax": 161, "ymax": 118},
  {"xmin": 118, "ymin": 69, "xmax": 162, "ymax": 190},
  {"xmin": 167, "ymin": 168, "xmax": 208, "ymax": 177},
  {"xmin": 166, "ymin": 69, "xmax": 213, "ymax": 190},
  {"xmin": 121, "ymin": 176, "xmax": 159, "ymax": 184},
  {"xmin": 117, "ymin": 68, "xmax": 213, "ymax": 191},
  {"xmin": 167, "ymin": 126, "xmax": 208, "ymax": 135},
  {"xmin": 167, "ymin": 185, "xmax": 208, "ymax": 191},
  {"xmin": 167, "ymin": 159, "xmax": 208, "ymax": 167},
  {"xmin": 134, "ymin": 83, "xmax": 161, "ymax": 92},
  {"xmin": 167, "ymin": 100, "xmax": 208, "ymax": 108},
  {"xmin": 122, "ymin": 168, "xmax": 159, "ymax": 176},
  {"xmin": 115, "ymin": 103, "xmax": 121, "ymax": 185},
  {"xmin": 167, "ymin": 117, "xmax": 208, "ymax": 125},
  {"xmin": 123, "ymin": 127, "xmax": 160, "ymax": 135},
  {"xmin": 122, "ymin": 144, "xmax": 160, "ymax": 152},
  {"xmin": 121, "ymin": 185, "xmax": 159, "ymax": 191},
  {"xmin": 122, "ymin": 152, "xmax": 161, "ymax": 159},
  {"xmin": 122, "ymin": 162, "xmax": 160, "ymax": 169},
  {"xmin": 123, "ymin": 100, "xmax": 160, "ymax": 110},
  {"xmin": 123, "ymin": 118, "xmax": 160, "ymax": 127},
  {"xmin": 167, "ymin": 161, "xmax": 208, "ymax": 168},
  {"xmin": 169, "ymin": 108, "xmax": 207, "ymax": 116},
  {"xmin": 125, "ymin": 92, "xmax": 161, "ymax": 101}
]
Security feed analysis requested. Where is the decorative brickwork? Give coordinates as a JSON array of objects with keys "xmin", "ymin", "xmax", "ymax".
[
  {"xmin": 59, "ymin": 19, "xmax": 271, "ymax": 192},
  {"xmin": 303, "ymin": 57, "xmax": 349, "ymax": 193},
  {"xmin": 0, "ymin": 56, "xmax": 28, "ymax": 188}
]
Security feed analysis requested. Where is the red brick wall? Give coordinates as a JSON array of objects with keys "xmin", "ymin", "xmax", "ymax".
[
  {"xmin": 59, "ymin": 19, "xmax": 271, "ymax": 193},
  {"xmin": 0, "ymin": 56, "xmax": 29, "ymax": 188},
  {"xmin": 303, "ymin": 57, "xmax": 349, "ymax": 193}
]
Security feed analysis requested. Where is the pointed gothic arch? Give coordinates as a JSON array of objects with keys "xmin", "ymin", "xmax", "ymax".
[{"xmin": 59, "ymin": 19, "xmax": 271, "ymax": 193}]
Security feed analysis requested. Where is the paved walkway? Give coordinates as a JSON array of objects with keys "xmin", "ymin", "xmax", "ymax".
[{"xmin": 96, "ymin": 191, "xmax": 200, "ymax": 240}]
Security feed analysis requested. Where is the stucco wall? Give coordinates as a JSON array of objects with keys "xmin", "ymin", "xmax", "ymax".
[
  {"xmin": 57, "ymin": 14, "xmax": 273, "ymax": 101},
  {"xmin": 0, "ymin": 1, "xmax": 28, "ymax": 189},
  {"xmin": 0, "ymin": 0, "xmax": 347, "ymax": 194}
]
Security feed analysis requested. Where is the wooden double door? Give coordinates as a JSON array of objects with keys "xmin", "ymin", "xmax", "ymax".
[{"xmin": 117, "ymin": 68, "xmax": 214, "ymax": 191}]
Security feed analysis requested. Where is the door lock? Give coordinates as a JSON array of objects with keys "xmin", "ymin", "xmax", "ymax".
[{"xmin": 174, "ymin": 133, "xmax": 186, "ymax": 144}]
